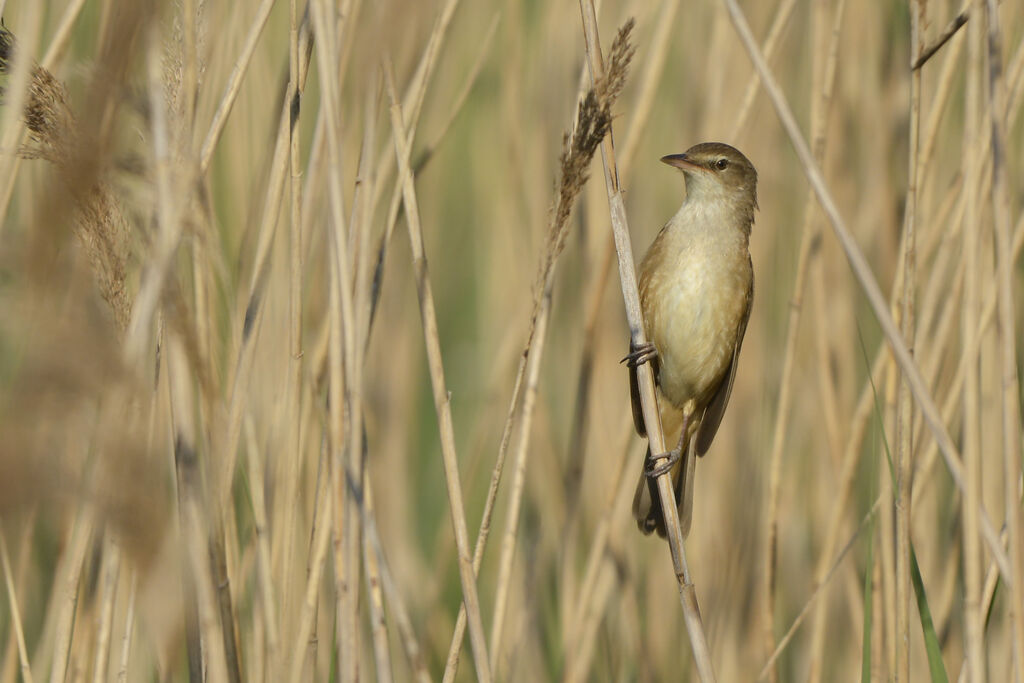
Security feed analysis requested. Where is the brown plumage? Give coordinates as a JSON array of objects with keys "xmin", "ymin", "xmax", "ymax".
[{"xmin": 628, "ymin": 142, "xmax": 757, "ymax": 538}]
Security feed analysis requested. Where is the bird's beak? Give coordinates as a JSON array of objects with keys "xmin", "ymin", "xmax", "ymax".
[{"xmin": 660, "ymin": 153, "xmax": 702, "ymax": 172}]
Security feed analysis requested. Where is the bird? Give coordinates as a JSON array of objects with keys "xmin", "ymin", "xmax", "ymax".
[{"xmin": 625, "ymin": 142, "xmax": 757, "ymax": 538}]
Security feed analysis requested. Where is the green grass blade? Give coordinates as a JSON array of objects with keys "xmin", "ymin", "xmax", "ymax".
[
  {"xmin": 856, "ymin": 325, "xmax": 948, "ymax": 682},
  {"xmin": 861, "ymin": 507, "xmax": 875, "ymax": 683},
  {"xmin": 910, "ymin": 546, "xmax": 949, "ymax": 683}
]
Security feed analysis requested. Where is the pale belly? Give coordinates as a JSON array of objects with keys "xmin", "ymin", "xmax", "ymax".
[{"xmin": 643, "ymin": 242, "xmax": 750, "ymax": 410}]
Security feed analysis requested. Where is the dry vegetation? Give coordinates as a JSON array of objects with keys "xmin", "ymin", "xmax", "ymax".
[{"xmin": 0, "ymin": 0, "xmax": 1022, "ymax": 681}]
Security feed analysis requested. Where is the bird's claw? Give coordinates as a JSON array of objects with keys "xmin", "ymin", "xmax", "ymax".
[
  {"xmin": 622, "ymin": 341, "xmax": 658, "ymax": 368},
  {"xmin": 645, "ymin": 447, "xmax": 681, "ymax": 478}
]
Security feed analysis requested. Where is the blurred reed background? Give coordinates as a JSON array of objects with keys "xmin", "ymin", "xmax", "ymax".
[{"xmin": 0, "ymin": 0, "xmax": 1021, "ymax": 681}]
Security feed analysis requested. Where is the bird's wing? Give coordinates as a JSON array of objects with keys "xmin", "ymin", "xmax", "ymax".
[
  {"xmin": 630, "ymin": 246, "xmax": 662, "ymax": 437},
  {"xmin": 695, "ymin": 259, "xmax": 753, "ymax": 456},
  {"xmin": 628, "ymin": 352, "xmax": 661, "ymax": 436},
  {"xmin": 629, "ymin": 359, "xmax": 646, "ymax": 436}
]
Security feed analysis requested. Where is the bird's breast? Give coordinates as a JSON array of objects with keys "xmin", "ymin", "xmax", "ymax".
[{"xmin": 639, "ymin": 209, "xmax": 751, "ymax": 410}]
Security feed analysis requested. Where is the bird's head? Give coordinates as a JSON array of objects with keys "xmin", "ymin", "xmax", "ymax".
[{"xmin": 661, "ymin": 142, "xmax": 758, "ymax": 227}]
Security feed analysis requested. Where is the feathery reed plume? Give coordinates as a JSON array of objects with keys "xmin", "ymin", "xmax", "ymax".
[
  {"xmin": 537, "ymin": 19, "xmax": 634, "ymax": 306},
  {"xmin": 0, "ymin": 24, "xmax": 132, "ymax": 330},
  {"xmin": 484, "ymin": 17, "xmax": 634, "ymax": 677}
]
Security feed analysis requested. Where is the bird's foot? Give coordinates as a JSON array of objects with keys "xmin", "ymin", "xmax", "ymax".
[
  {"xmin": 645, "ymin": 447, "xmax": 681, "ymax": 478},
  {"xmin": 622, "ymin": 341, "xmax": 658, "ymax": 368}
]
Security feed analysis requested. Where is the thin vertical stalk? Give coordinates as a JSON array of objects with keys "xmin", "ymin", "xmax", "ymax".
[
  {"xmin": 47, "ymin": 514, "xmax": 94, "ymax": 683},
  {"xmin": 384, "ymin": 61, "xmax": 493, "ymax": 683},
  {"xmin": 729, "ymin": 0, "xmax": 799, "ymax": 139},
  {"xmin": 894, "ymin": 2, "xmax": 925, "ymax": 680},
  {"xmin": 719, "ymin": 0, "xmax": 1012, "ymax": 582},
  {"xmin": 90, "ymin": 537, "xmax": 121, "ymax": 683},
  {"xmin": 116, "ymin": 574, "xmax": 137, "ymax": 683},
  {"xmin": 578, "ymin": 3, "xmax": 715, "ymax": 680},
  {"xmin": 0, "ymin": 531, "xmax": 33, "ymax": 683},
  {"xmin": 304, "ymin": 2, "xmax": 367, "ymax": 682},
  {"xmin": 440, "ymin": 357, "xmax": 527, "ymax": 683},
  {"xmin": 775, "ymin": 1, "xmax": 846, "ymax": 678},
  {"xmin": 488, "ymin": 293, "xmax": 549, "ymax": 676},
  {"xmin": 280, "ymin": 0, "xmax": 308, "ymax": 665},
  {"xmin": 199, "ymin": 0, "xmax": 279, "ymax": 175},
  {"xmin": 983, "ymin": 0, "xmax": 1024, "ymax": 677},
  {"xmin": 559, "ymin": 2, "xmax": 680, "ymax": 637},
  {"xmin": 285, "ymin": 471, "xmax": 333, "ymax": 683},
  {"xmin": 962, "ymin": 4, "xmax": 986, "ymax": 680}
]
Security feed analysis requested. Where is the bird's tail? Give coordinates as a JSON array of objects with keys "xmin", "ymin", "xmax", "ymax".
[{"xmin": 632, "ymin": 438, "xmax": 696, "ymax": 539}]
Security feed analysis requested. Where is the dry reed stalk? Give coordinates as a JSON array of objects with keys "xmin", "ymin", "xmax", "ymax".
[
  {"xmin": 0, "ymin": 514, "xmax": 35, "ymax": 683},
  {"xmin": 346, "ymin": 92, "xmax": 395, "ymax": 683},
  {"xmin": 913, "ymin": 5, "xmax": 970, "ymax": 70},
  {"xmin": 276, "ymin": 1, "xmax": 308, "ymax": 660},
  {"xmin": 577, "ymin": 4, "xmax": 715, "ymax": 679},
  {"xmin": 243, "ymin": 417, "xmax": 279, "ymax": 676},
  {"xmin": 758, "ymin": 496, "xmax": 885, "ymax": 680},
  {"xmin": 361, "ymin": 479, "xmax": 395, "ymax": 683},
  {"xmin": 170, "ymin": 36, "xmax": 236, "ymax": 657},
  {"xmin": 983, "ymin": 0, "xmax": 1024, "ymax": 674},
  {"xmin": 484, "ymin": 16, "xmax": 634, "ymax": 677},
  {"xmin": 412, "ymin": 13, "xmax": 498, "ymax": 175},
  {"xmin": 440, "ymin": 355, "xmax": 527, "ymax": 683},
  {"xmin": 563, "ymin": 417, "xmax": 638, "ymax": 683},
  {"xmin": 963, "ymin": 527, "xmax": 1014, "ymax": 682},
  {"xmin": 384, "ymin": 59, "xmax": 493, "ymax": 683},
  {"xmin": 810, "ymin": 9, "xmax": 974, "ymax": 675},
  {"xmin": 0, "ymin": 531, "xmax": 33, "ymax": 683},
  {"xmin": 720, "ymin": 0, "xmax": 1013, "ymax": 583},
  {"xmin": 893, "ymin": 2, "xmax": 926, "ymax": 679},
  {"xmin": 46, "ymin": 512, "xmax": 94, "ymax": 683},
  {"xmin": 727, "ymin": 2, "xmax": 996, "ymax": 676},
  {"xmin": 355, "ymin": 99, "xmax": 412, "ymax": 683},
  {"xmin": 116, "ymin": 574, "xmax": 137, "ymax": 682},
  {"xmin": 198, "ymin": 0, "xmax": 277, "ymax": 174},
  {"xmin": 90, "ymin": 535, "xmax": 121, "ymax": 683},
  {"xmin": 220, "ymin": 13, "xmax": 314, "ymax": 562},
  {"xmin": 40, "ymin": 0, "xmax": 89, "ymax": 68},
  {"xmin": 302, "ymin": 4, "xmax": 369, "ymax": 682},
  {"xmin": 909, "ymin": 26, "xmax": 1024, "ymax": 531},
  {"xmin": 309, "ymin": 1, "xmax": 388, "ymax": 680},
  {"xmin": 350, "ymin": 83, "xmax": 380, "ymax": 359},
  {"xmin": 916, "ymin": 183, "xmax": 967, "ymax": 371},
  {"xmin": 559, "ymin": 233, "xmax": 615, "ymax": 637},
  {"xmin": 367, "ymin": 0, "xmax": 462, "ymax": 224},
  {"xmin": 168, "ymin": 319, "xmax": 239, "ymax": 683},
  {"xmin": 488, "ymin": 292, "xmax": 549, "ymax": 675},
  {"xmin": 807, "ymin": 0, "xmax": 850, "ymax": 479},
  {"xmin": 365, "ymin": 530, "xmax": 432, "ymax": 683},
  {"xmin": 768, "ymin": 1, "xmax": 845, "ymax": 678},
  {"xmin": 616, "ymin": 0, "xmax": 679, "ymax": 178},
  {"xmin": 914, "ymin": 210, "xmax": 1024, "ymax": 510},
  {"xmin": 896, "ymin": 23, "xmax": 1024, "ymax": 504},
  {"xmin": 878, "ymin": 390, "xmax": 897, "ymax": 677},
  {"xmin": 729, "ymin": 0, "xmax": 797, "ymax": 140},
  {"xmin": 368, "ymin": 0, "xmax": 466, "ymax": 343},
  {"xmin": 917, "ymin": 6, "xmax": 969, "ymax": 188},
  {"xmin": 145, "ymin": 28, "xmax": 234, "ymax": 683},
  {"xmin": 560, "ymin": 0, "xmax": 677, "ymax": 643},
  {"xmin": 962, "ymin": 6, "xmax": 986, "ymax": 680},
  {"xmin": 352, "ymin": 485, "xmax": 433, "ymax": 683},
  {"xmin": 285, "ymin": 464, "xmax": 333, "ymax": 683}
]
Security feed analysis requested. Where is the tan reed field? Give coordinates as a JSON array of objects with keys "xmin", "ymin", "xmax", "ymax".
[{"xmin": 0, "ymin": 0, "xmax": 1022, "ymax": 681}]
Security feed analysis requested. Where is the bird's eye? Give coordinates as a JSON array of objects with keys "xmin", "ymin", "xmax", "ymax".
[{"xmin": 715, "ymin": 158, "xmax": 729, "ymax": 170}]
